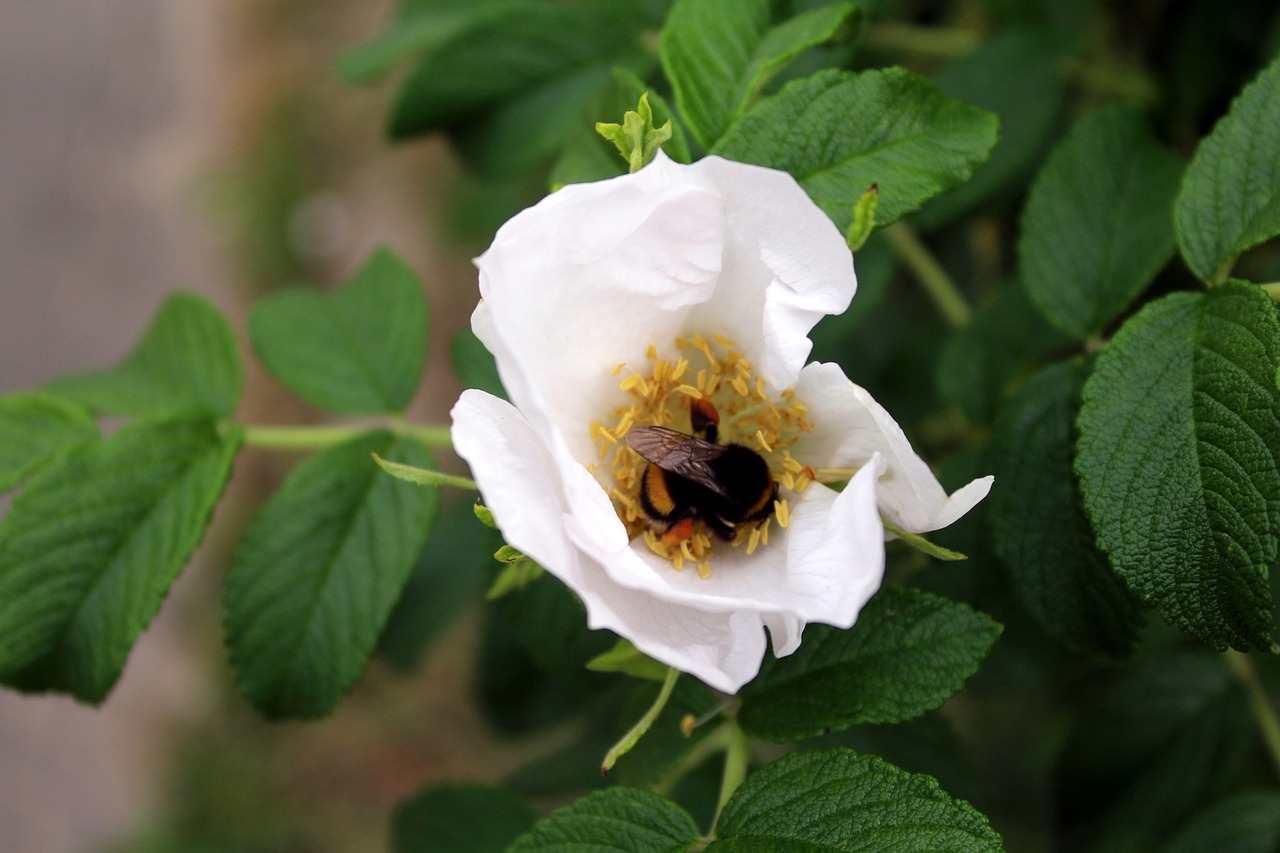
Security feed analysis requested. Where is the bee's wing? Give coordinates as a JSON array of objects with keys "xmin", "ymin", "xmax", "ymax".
[{"xmin": 625, "ymin": 425, "xmax": 731, "ymax": 498}]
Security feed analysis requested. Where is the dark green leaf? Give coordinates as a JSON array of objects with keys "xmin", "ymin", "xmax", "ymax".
[
  {"xmin": 450, "ymin": 329, "xmax": 505, "ymax": 400},
  {"xmin": 660, "ymin": 0, "xmax": 856, "ymax": 149},
  {"xmin": 391, "ymin": 783, "xmax": 536, "ymax": 853},
  {"xmin": 1019, "ymin": 105, "xmax": 1183, "ymax": 338},
  {"xmin": 45, "ymin": 292, "xmax": 243, "ymax": 419},
  {"xmin": 714, "ymin": 67, "xmax": 998, "ymax": 231},
  {"xmin": 935, "ymin": 278, "xmax": 1072, "ymax": 423},
  {"xmin": 990, "ymin": 360, "xmax": 1143, "ymax": 656},
  {"xmin": 1165, "ymin": 790, "xmax": 1280, "ymax": 853},
  {"xmin": 711, "ymin": 748, "xmax": 1003, "ymax": 851},
  {"xmin": 1059, "ymin": 652, "xmax": 1250, "ymax": 852},
  {"xmin": 738, "ymin": 586, "xmax": 1000, "ymax": 741},
  {"xmin": 916, "ymin": 28, "xmax": 1068, "ymax": 229},
  {"xmin": 615, "ymin": 678, "xmax": 722, "ymax": 788},
  {"xmin": 225, "ymin": 431, "xmax": 438, "ymax": 718},
  {"xmin": 0, "ymin": 418, "xmax": 240, "ymax": 702},
  {"xmin": 1175, "ymin": 54, "xmax": 1280, "ymax": 280},
  {"xmin": 0, "ymin": 394, "xmax": 97, "ymax": 492},
  {"xmin": 249, "ymin": 248, "xmax": 427, "ymax": 415},
  {"xmin": 508, "ymin": 788, "xmax": 700, "ymax": 852},
  {"xmin": 1076, "ymin": 282, "xmax": 1280, "ymax": 651}
]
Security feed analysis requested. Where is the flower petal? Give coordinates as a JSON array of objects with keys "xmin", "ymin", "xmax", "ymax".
[{"xmin": 794, "ymin": 363, "xmax": 993, "ymax": 533}]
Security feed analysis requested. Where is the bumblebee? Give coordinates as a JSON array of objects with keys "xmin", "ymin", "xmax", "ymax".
[{"xmin": 625, "ymin": 399, "xmax": 777, "ymax": 544}]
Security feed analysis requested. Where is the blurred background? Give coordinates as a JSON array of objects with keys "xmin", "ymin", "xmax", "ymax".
[{"xmin": 0, "ymin": 3, "xmax": 519, "ymax": 850}]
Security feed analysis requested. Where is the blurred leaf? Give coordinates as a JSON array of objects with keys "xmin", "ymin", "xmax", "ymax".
[
  {"xmin": 587, "ymin": 638, "xmax": 670, "ymax": 682},
  {"xmin": 250, "ymin": 248, "xmax": 427, "ymax": 415},
  {"xmin": 0, "ymin": 418, "xmax": 240, "ymax": 702},
  {"xmin": 660, "ymin": 0, "xmax": 856, "ymax": 149},
  {"xmin": 935, "ymin": 278, "xmax": 1071, "ymax": 422},
  {"xmin": 1175, "ymin": 54, "xmax": 1280, "ymax": 280},
  {"xmin": 916, "ymin": 28, "xmax": 1069, "ymax": 229},
  {"xmin": 391, "ymin": 783, "xmax": 536, "ymax": 853},
  {"xmin": 225, "ymin": 432, "xmax": 438, "ymax": 718},
  {"xmin": 809, "ymin": 230, "xmax": 896, "ymax": 356},
  {"xmin": 46, "ymin": 292, "xmax": 243, "ymax": 419},
  {"xmin": 739, "ymin": 586, "xmax": 1000, "ymax": 741},
  {"xmin": 1164, "ymin": 790, "xmax": 1280, "ymax": 853},
  {"xmin": 450, "ymin": 330, "xmax": 506, "ymax": 399},
  {"xmin": 715, "ymin": 67, "xmax": 998, "ymax": 231},
  {"xmin": 1076, "ymin": 283, "xmax": 1280, "ymax": 651},
  {"xmin": 990, "ymin": 360, "xmax": 1143, "ymax": 656},
  {"xmin": 1059, "ymin": 652, "xmax": 1250, "ymax": 852},
  {"xmin": 713, "ymin": 748, "xmax": 1003, "ymax": 851},
  {"xmin": 615, "ymin": 678, "xmax": 721, "ymax": 788},
  {"xmin": 0, "ymin": 394, "xmax": 97, "ymax": 492},
  {"xmin": 508, "ymin": 788, "xmax": 699, "ymax": 852},
  {"xmin": 1019, "ymin": 105, "xmax": 1183, "ymax": 338}
]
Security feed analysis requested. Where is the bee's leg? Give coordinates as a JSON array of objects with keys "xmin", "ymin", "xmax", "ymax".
[
  {"xmin": 704, "ymin": 516, "xmax": 736, "ymax": 542},
  {"xmin": 659, "ymin": 517, "xmax": 696, "ymax": 547}
]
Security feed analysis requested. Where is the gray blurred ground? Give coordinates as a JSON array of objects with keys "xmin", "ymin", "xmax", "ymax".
[{"xmin": 1, "ymin": 4, "xmax": 235, "ymax": 851}]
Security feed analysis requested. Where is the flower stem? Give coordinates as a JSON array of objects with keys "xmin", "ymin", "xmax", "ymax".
[
  {"xmin": 1224, "ymin": 650, "xmax": 1280, "ymax": 781},
  {"xmin": 709, "ymin": 721, "xmax": 750, "ymax": 836},
  {"xmin": 884, "ymin": 222, "xmax": 973, "ymax": 328},
  {"xmin": 860, "ymin": 22, "xmax": 981, "ymax": 57},
  {"xmin": 242, "ymin": 423, "xmax": 454, "ymax": 451},
  {"xmin": 1208, "ymin": 254, "xmax": 1237, "ymax": 286},
  {"xmin": 601, "ymin": 667, "xmax": 680, "ymax": 775}
]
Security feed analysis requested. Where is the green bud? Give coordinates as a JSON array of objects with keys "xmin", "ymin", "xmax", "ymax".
[
  {"xmin": 596, "ymin": 92, "xmax": 674, "ymax": 173},
  {"xmin": 846, "ymin": 183, "xmax": 879, "ymax": 252}
]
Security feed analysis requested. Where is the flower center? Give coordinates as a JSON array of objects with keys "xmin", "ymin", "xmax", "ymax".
[{"xmin": 589, "ymin": 333, "xmax": 816, "ymax": 578}]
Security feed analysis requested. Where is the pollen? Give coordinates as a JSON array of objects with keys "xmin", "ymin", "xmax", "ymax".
[{"xmin": 589, "ymin": 331, "xmax": 819, "ymax": 576}]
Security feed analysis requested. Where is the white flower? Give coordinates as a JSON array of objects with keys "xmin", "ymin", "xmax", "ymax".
[{"xmin": 450, "ymin": 153, "xmax": 992, "ymax": 694}]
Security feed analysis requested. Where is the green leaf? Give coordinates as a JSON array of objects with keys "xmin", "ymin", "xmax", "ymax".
[
  {"xmin": 915, "ymin": 28, "xmax": 1068, "ymax": 229},
  {"xmin": 1019, "ymin": 105, "xmax": 1184, "ymax": 338},
  {"xmin": 0, "ymin": 394, "xmax": 97, "ymax": 492},
  {"xmin": 450, "ymin": 330, "xmax": 506, "ymax": 400},
  {"xmin": 249, "ymin": 248, "xmax": 427, "ymax": 415},
  {"xmin": 551, "ymin": 69, "xmax": 690, "ymax": 189},
  {"xmin": 711, "ymin": 748, "xmax": 1003, "ymax": 851},
  {"xmin": 225, "ymin": 431, "xmax": 438, "ymax": 718},
  {"xmin": 935, "ymin": 279, "xmax": 1072, "ymax": 423},
  {"xmin": 660, "ymin": 0, "xmax": 856, "ymax": 149},
  {"xmin": 615, "ymin": 678, "xmax": 722, "ymax": 788},
  {"xmin": 0, "ymin": 418, "xmax": 240, "ymax": 702},
  {"xmin": 587, "ymin": 638, "xmax": 671, "ymax": 681},
  {"xmin": 507, "ymin": 788, "xmax": 700, "ymax": 852},
  {"xmin": 1076, "ymin": 282, "xmax": 1280, "ymax": 651},
  {"xmin": 1059, "ymin": 652, "xmax": 1250, "ymax": 852},
  {"xmin": 715, "ymin": 67, "xmax": 998, "ymax": 231},
  {"xmin": 391, "ymin": 783, "xmax": 536, "ymax": 853},
  {"xmin": 990, "ymin": 360, "xmax": 1143, "ymax": 656},
  {"xmin": 1165, "ymin": 790, "xmax": 1280, "ymax": 853},
  {"xmin": 738, "ymin": 586, "xmax": 1000, "ymax": 741},
  {"xmin": 1175, "ymin": 54, "xmax": 1280, "ymax": 281},
  {"xmin": 44, "ymin": 292, "xmax": 243, "ymax": 419}
]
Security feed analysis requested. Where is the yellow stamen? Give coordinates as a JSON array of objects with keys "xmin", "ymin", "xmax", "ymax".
[
  {"xmin": 677, "ymin": 384, "xmax": 703, "ymax": 399},
  {"xmin": 774, "ymin": 499, "xmax": 790, "ymax": 528}
]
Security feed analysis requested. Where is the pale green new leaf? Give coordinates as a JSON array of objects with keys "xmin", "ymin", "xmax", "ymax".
[
  {"xmin": 738, "ymin": 586, "xmax": 999, "ymax": 741},
  {"xmin": 1019, "ymin": 105, "xmax": 1183, "ymax": 338},
  {"xmin": 225, "ymin": 431, "xmax": 438, "ymax": 718},
  {"xmin": 1175, "ymin": 54, "xmax": 1280, "ymax": 280},
  {"xmin": 250, "ymin": 248, "xmax": 427, "ymax": 415},
  {"xmin": 1076, "ymin": 282, "xmax": 1280, "ymax": 651},
  {"xmin": 45, "ymin": 292, "xmax": 243, "ymax": 419},
  {"xmin": 660, "ymin": 0, "xmax": 855, "ymax": 149},
  {"xmin": 0, "ymin": 418, "xmax": 240, "ymax": 702},
  {"xmin": 711, "ymin": 748, "xmax": 1003, "ymax": 851},
  {"xmin": 507, "ymin": 788, "xmax": 700, "ymax": 852},
  {"xmin": 714, "ymin": 68, "xmax": 998, "ymax": 231},
  {"xmin": 0, "ymin": 394, "xmax": 97, "ymax": 492}
]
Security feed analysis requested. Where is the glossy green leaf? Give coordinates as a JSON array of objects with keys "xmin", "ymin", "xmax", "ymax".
[
  {"xmin": 738, "ymin": 586, "xmax": 999, "ymax": 741},
  {"xmin": 715, "ymin": 68, "xmax": 998, "ymax": 231},
  {"xmin": 0, "ymin": 394, "xmax": 97, "ymax": 492},
  {"xmin": 1175, "ymin": 54, "xmax": 1280, "ymax": 280},
  {"xmin": 711, "ymin": 748, "xmax": 1003, "ymax": 851},
  {"xmin": 250, "ymin": 248, "xmax": 427, "ymax": 415},
  {"xmin": 1019, "ymin": 105, "xmax": 1183, "ymax": 338},
  {"xmin": 660, "ymin": 0, "xmax": 856, "ymax": 149},
  {"xmin": 225, "ymin": 431, "xmax": 438, "ymax": 718},
  {"xmin": 0, "ymin": 418, "xmax": 240, "ymax": 702},
  {"xmin": 1076, "ymin": 282, "xmax": 1280, "ymax": 651},
  {"xmin": 45, "ymin": 292, "xmax": 243, "ymax": 419},
  {"xmin": 1165, "ymin": 790, "xmax": 1280, "ymax": 853},
  {"xmin": 990, "ymin": 360, "xmax": 1142, "ymax": 656},
  {"xmin": 391, "ymin": 783, "xmax": 536, "ymax": 853},
  {"xmin": 507, "ymin": 787, "xmax": 700, "ymax": 852}
]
